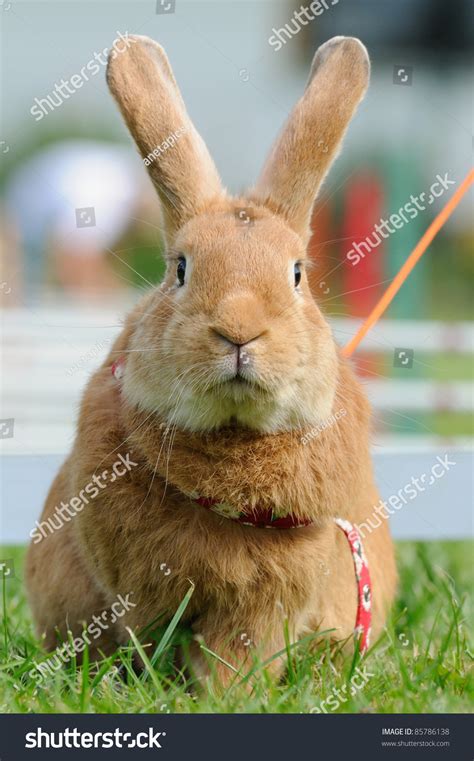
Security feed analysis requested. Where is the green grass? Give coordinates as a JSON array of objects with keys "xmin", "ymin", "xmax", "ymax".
[{"xmin": 0, "ymin": 542, "xmax": 472, "ymax": 714}]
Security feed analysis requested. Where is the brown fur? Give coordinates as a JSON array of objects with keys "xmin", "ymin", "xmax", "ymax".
[{"xmin": 26, "ymin": 35, "xmax": 396, "ymax": 688}]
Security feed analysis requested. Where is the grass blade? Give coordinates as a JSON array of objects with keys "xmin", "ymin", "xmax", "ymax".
[{"xmin": 150, "ymin": 582, "xmax": 195, "ymax": 667}]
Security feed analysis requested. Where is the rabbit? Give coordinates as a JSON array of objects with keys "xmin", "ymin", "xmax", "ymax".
[{"xmin": 26, "ymin": 34, "xmax": 397, "ymax": 687}]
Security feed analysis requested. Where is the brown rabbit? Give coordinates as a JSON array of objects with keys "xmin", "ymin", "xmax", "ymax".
[{"xmin": 26, "ymin": 35, "xmax": 396, "ymax": 686}]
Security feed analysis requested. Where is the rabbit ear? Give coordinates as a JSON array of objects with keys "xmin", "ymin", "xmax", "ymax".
[
  {"xmin": 251, "ymin": 37, "xmax": 370, "ymax": 241},
  {"xmin": 106, "ymin": 35, "xmax": 223, "ymax": 239}
]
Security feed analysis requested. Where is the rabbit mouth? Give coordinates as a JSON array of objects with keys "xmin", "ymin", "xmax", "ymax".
[
  {"xmin": 215, "ymin": 372, "xmax": 268, "ymax": 402},
  {"xmin": 222, "ymin": 375, "xmax": 262, "ymax": 393},
  {"xmin": 223, "ymin": 366, "xmax": 267, "ymax": 390},
  {"xmin": 228, "ymin": 371, "xmax": 253, "ymax": 386},
  {"xmin": 231, "ymin": 375, "xmax": 249, "ymax": 385}
]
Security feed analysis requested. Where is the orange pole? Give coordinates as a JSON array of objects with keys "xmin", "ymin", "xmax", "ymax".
[{"xmin": 342, "ymin": 168, "xmax": 474, "ymax": 357}]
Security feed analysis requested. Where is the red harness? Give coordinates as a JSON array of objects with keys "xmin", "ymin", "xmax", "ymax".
[
  {"xmin": 334, "ymin": 518, "xmax": 372, "ymax": 654},
  {"xmin": 111, "ymin": 357, "xmax": 372, "ymax": 654}
]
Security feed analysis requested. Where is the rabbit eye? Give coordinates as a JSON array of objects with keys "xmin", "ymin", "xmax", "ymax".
[
  {"xmin": 294, "ymin": 262, "xmax": 302, "ymax": 288},
  {"xmin": 177, "ymin": 257, "xmax": 186, "ymax": 286}
]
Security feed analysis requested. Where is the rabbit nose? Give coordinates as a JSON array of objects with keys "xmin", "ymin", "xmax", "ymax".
[
  {"xmin": 211, "ymin": 292, "xmax": 268, "ymax": 348},
  {"xmin": 211, "ymin": 329, "xmax": 261, "ymax": 372},
  {"xmin": 211, "ymin": 328, "xmax": 263, "ymax": 348}
]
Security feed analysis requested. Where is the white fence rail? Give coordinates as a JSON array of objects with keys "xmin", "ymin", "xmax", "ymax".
[
  {"xmin": 330, "ymin": 318, "xmax": 474, "ymax": 353},
  {"xmin": 2, "ymin": 308, "xmax": 472, "ymax": 454}
]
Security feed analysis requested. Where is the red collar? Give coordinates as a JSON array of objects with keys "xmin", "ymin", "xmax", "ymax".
[
  {"xmin": 194, "ymin": 497, "xmax": 314, "ymax": 529},
  {"xmin": 111, "ymin": 356, "xmax": 372, "ymax": 654}
]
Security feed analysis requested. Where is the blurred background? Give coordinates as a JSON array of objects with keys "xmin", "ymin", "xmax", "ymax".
[{"xmin": 0, "ymin": 0, "xmax": 472, "ymax": 541}]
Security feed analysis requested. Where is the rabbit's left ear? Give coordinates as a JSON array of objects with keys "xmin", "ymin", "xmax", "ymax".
[
  {"xmin": 106, "ymin": 35, "xmax": 224, "ymax": 240},
  {"xmin": 251, "ymin": 37, "xmax": 370, "ymax": 242}
]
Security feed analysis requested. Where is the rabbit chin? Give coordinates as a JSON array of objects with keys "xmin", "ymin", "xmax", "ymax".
[{"xmin": 122, "ymin": 373, "xmax": 336, "ymax": 434}]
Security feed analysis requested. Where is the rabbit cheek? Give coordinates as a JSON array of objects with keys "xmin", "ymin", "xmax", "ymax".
[{"xmin": 303, "ymin": 341, "xmax": 338, "ymax": 424}]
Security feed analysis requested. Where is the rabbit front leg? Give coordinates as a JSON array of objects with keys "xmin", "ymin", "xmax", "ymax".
[{"xmin": 188, "ymin": 608, "xmax": 289, "ymax": 692}]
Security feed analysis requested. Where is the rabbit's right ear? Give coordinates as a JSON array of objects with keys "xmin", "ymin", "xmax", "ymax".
[{"xmin": 106, "ymin": 35, "xmax": 223, "ymax": 240}]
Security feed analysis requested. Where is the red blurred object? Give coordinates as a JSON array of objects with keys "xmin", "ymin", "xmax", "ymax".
[{"xmin": 342, "ymin": 172, "xmax": 385, "ymax": 318}]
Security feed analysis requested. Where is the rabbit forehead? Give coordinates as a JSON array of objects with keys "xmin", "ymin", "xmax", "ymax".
[{"xmin": 173, "ymin": 206, "xmax": 306, "ymax": 267}]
